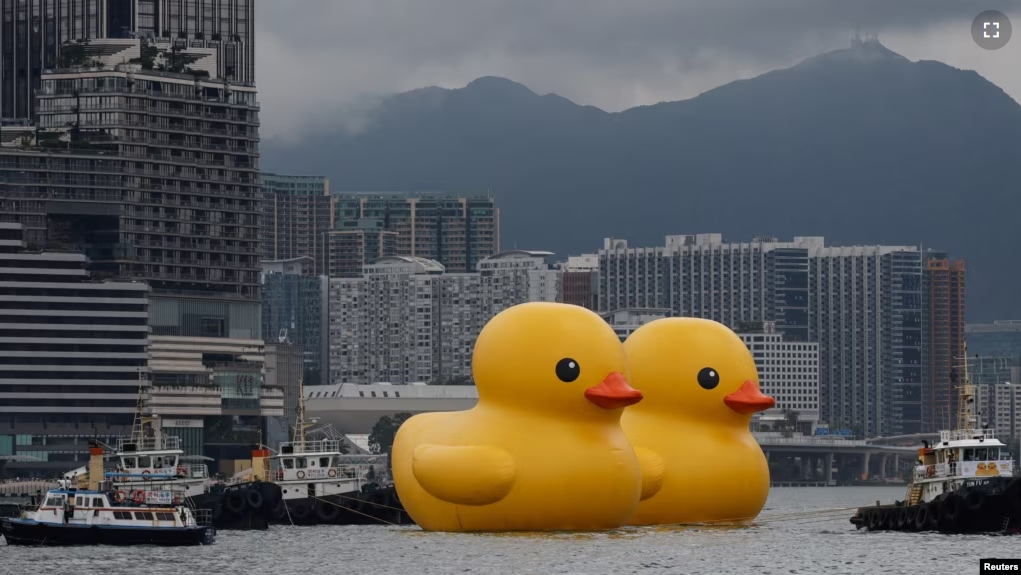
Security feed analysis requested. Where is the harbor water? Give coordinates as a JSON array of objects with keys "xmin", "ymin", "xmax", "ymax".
[{"xmin": 3, "ymin": 486, "xmax": 1014, "ymax": 574}]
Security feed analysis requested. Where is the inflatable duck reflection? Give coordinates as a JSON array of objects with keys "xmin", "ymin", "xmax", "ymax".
[
  {"xmin": 392, "ymin": 302, "xmax": 651, "ymax": 532},
  {"xmin": 621, "ymin": 317, "xmax": 776, "ymax": 525}
]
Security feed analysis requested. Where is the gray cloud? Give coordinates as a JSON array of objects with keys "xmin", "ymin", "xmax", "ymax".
[{"xmin": 256, "ymin": 0, "xmax": 1020, "ymax": 142}]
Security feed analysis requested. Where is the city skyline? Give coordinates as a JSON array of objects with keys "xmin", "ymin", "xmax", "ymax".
[{"xmin": 0, "ymin": 0, "xmax": 1013, "ymax": 480}]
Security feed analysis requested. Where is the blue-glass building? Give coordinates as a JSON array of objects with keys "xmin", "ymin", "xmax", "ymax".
[{"xmin": 261, "ymin": 257, "xmax": 327, "ymax": 384}]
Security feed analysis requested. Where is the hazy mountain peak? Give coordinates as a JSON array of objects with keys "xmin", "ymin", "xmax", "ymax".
[
  {"xmin": 266, "ymin": 50, "xmax": 1021, "ymax": 321},
  {"xmin": 800, "ymin": 38, "xmax": 908, "ymax": 68},
  {"xmin": 463, "ymin": 76, "xmax": 536, "ymax": 96}
]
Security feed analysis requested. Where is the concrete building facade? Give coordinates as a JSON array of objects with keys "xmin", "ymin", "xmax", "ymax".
[
  {"xmin": 923, "ymin": 254, "xmax": 966, "ymax": 432},
  {"xmin": 325, "ymin": 220, "xmax": 397, "ymax": 278},
  {"xmin": 558, "ymin": 254, "xmax": 599, "ymax": 310},
  {"xmin": 598, "ymin": 234, "xmax": 810, "ymax": 342},
  {"xmin": 597, "ymin": 234, "xmax": 923, "ymax": 437},
  {"xmin": 0, "ymin": 0, "xmax": 256, "ymax": 120},
  {"xmin": 0, "ymin": 66, "xmax": 261, "ymax": 298},
  {"xmin": 974, "ymin": 383, "xmax": 1021, "ymax": 447},
  {"xmin": 737, "ymin": 322, "xmax": 820, "ymax": 429},
  {"xmin": 328, "ymin": 251, "xmax": 559, "ymax": 386},
  {"xmin": 332, "ymin": 192, "xmax": 500, "ymax": 273},
  {"xmin": 260, "ymin": 173, "xmax": 331, "ymax": 275}
]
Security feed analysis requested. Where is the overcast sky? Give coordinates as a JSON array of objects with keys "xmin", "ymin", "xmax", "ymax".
[{"xmin": 256, "ymin": 0, "xmax": 1020, "ymax": 143}]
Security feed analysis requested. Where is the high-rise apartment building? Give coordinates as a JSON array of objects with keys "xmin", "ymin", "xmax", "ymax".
[
  {"xmin": 598, "ymin": 234, "xmax": 923, "ymax": 437},
  {"xmin": 260, "ymin": 173, "xmax": 331, "ymax": 275},
  {"xmin": 325, "ymin": 220, "xmax": 397, "ymax": 278},
  {"xmin": 559, "ymin": 254, "xmax": 598, "ymax": 310},
  {"xmin": 974, "ymin": 383, "xmax": 1020, "ymax": 444},
  {"xmin": 333, "ymin": 192, "xmax": 500, "ymax": 273},
  {"xmin": 129, "ymin": 0, "xmax": 256, "ymax": 84},
  {"xmin": 737, "ymin": 322, "xmax": 820, "ymax": 429},
  {"xmin": 923, "ymin": 254, "xmax": 965, "ymax": 432},
  {"xmin": 810, "ymin": 246, "xmax": 923, "ymax": 437},
  {"xmin": 1, "ymin": 66, "xmax": 261, "ymax": 299},
  {"xmin": 0, "ymin": 0, "xmax": 255, "ymax": 120},
  {"xmin": 328, "ymin": 251, "xmax": 558, "ymax": 385},
  {"xmin": 0, "ymin": 223, "xmax": 149, "ymax": 473},
  {"xmin": 598, "ymin": 234, "xmax": 810, "ymax": 342},
  {"xmin": 0, "ymin": 2, "xmax": 266, "ymax": 462},
  {"xmin": 261, "ymin": 256, "xmax": 327, "ymax": 384}
]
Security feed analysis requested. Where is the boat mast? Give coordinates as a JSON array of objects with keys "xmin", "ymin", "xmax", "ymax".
[
  {"xmin": 292, "ymin": 378, "xmax": 310, "ymax": 452},
  {"xmin": 129, "ymin": 369, "xmax": 159, "ymax": 446},
  {"xmin": 956, "ymin": 341, "xmax": 976, "ymax": 431}
]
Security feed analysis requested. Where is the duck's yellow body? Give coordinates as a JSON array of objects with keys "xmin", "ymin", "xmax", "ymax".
[
  {"xmin": 392, "ymin": 302, "xmax": 649, "ymax": 532},
  {"xmin": 621, "ymin": 318, "xmax": 775, "ymax": 525}
]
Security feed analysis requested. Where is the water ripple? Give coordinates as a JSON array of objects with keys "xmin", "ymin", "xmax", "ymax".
[{"xmin": 2, "ymin": 487, "xmax": 1015, "ymax": 575}]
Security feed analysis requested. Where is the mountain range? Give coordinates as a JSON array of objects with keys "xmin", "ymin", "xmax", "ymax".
[{"xmin": 263, "ymin": 40, "xmax": 1021, "ymax": 322}]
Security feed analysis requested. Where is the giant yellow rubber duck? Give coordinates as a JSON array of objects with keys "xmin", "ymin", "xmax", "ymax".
[
  {"xmin": 392, "ymin": 302, "xmax": 651, "ymax": 532},
  {"xmin": 621, "ymin": 317, "xmax": 776, "ymax": 525}
]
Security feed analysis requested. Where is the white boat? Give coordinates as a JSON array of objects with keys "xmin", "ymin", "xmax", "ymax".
[
  {"xmin": 60, "ymin": 379, "xmax": 282, "ymax": 530},
  {"xmin": 267, "ymin": 380, "xmax": 409, "ymax": 525},
  {"xmin": 851, "ymin": 345, "xmax": 1020, "ymax": 533},
  {"xmin": 0, "ymin": 444, "xmax": 213, "ymax": 546}
]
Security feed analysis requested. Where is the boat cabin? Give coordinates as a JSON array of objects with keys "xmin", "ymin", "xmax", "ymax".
[
  {"xmin": 31, "ymin": 489, "xmax": 196, "ymax": 528},
  {"xmin": 273, "ymin": 440, "xmax": 358, "ymax": 482},
  {"xmin": 914, "ymin": 429, "xmax": 1014, "ymax": 481},
  {"xmin": 110, "ymin": 435, "xmax": 206, "ymax": 482}
]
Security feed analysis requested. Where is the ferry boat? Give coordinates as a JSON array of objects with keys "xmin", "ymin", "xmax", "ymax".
[
  {"xmin": 850, "ymin": 347, "xmax": 1019, "ymax": 534},
  {"xmin": 267, "ymin": 381, "xmax": 411, "ymax": 525},
  {"xmin": 62, "ymin": 381, "xmax": 282, "ymax": 530},
  {"xmin": 0, "ymin": 445, "xmax": 214, "ymax": 546}
]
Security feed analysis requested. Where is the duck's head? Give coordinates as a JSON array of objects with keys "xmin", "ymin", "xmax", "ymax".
[
  {"xmin": 624, "ymin": 317, "xmax": 775, "ymax": 425},
  {"xmin": 472, "ymin": 302, "xmax": 643, "ymax": 420}
]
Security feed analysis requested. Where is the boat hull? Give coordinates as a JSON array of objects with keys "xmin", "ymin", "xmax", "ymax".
[
  {"xmin": 0, "ymin": 518, "xmax": 214, "ymax": 546},
  {"xmin": 850, "ymin": 477, "xmax": 1021, "ymax": 534},
  {"xmin": 269, "ymin": 486, "xmax": 414, "ymax": 526},
  {"xmin": 189, "ymin": 480, "xmax": 282, "ymax": 530}
]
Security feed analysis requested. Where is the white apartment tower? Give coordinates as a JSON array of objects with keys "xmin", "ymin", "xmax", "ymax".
[
  {"xmin": 974, "ymin": 383, "xmax": 1020, "ymax": 444},
  {"xmin": 737, "ymin": 323, "xmax": 820, "ymax": 428},
  {"xmin": 329, "ymin": 251, "xmax": 560, "ymax": 385},
  {"xmin": 599, "ymin": 234, "xmax": 922, "ymax": 437}
]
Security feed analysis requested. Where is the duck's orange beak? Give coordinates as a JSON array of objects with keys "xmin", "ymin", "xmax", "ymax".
[
  {"xmin": 585, "ymin": 372, "xmax": 643, "ymax": 410},
  {"xmin": 724, "ymin": 380, "xmax": 775, "ymax": 414}
]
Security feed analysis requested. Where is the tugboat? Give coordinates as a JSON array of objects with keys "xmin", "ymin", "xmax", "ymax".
[
  {"xmin": 0, "ymin": 443, "xmax": 214, "ymax": 546},
  {"xmin": 62, "ymin": 379, "xmax": 282, "ymax": 530},
  {"xmin": 267, "ymin": 381, "xmax": 411, "ymax": 526},
  {"xmin": 850, "ymin": 346, "xmax": 1019, "ymax": 533}
]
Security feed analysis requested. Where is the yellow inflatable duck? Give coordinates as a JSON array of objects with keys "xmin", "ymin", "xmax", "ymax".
[
  {"xmin": 392, "ymin": 302, "xmax": 651, "ymax": 532},
  {"xmin": 621, "ymin": 317, "xmax": 776, "ymax": 525}
]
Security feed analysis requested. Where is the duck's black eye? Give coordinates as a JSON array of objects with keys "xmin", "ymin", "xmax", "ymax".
[
  {"xmin": 697, "ymin": 367, "xmax": 720, "ymax": 390},
  {"xmin": 555, "ymin": 358, "xmax": 580, "ymax": 383}
]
